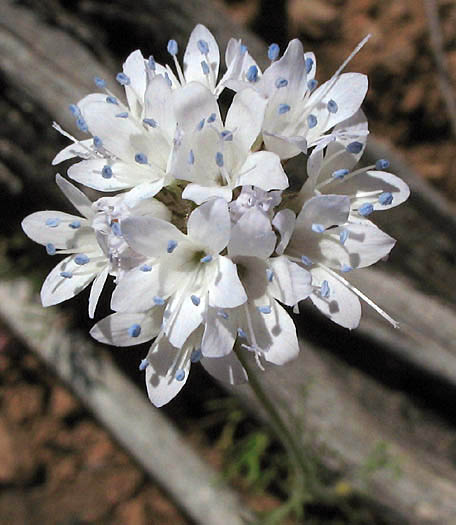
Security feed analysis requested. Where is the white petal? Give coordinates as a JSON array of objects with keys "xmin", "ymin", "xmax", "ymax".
[
  {"xmin": 123, "ymin": 50, "xmax": 147, "ymax": 117},
  {"xmin": 145, "ymin": 339, "xmax": 191, "ymax": 407},
  {"xmin": 236, "ymin": 151, "xmax": 289, "ymax": 192},
  {"xmin": 183, "ymin": 24, "xmax": 220, "ymax": 85},
  {"xmin": 88, "ymin": 265, "xmax": 109, "ymax": 318},
  {"xmin": 229, "ymin": 207, "xmax": 276, "ymax": 258},
  {"xmin": 90, "ymin": 309, "xmax": 163, "ymax": 346},
  {"xmin": 56, "ymin": 174, "xmax": 94, "ymax": 220},
  {"xmin": 172, "ymin": 82, "xmax": 220, "ymax": 132},
  {"xmin": 144, "ymin": 74, "xmax": 176, "ymax": 140},
  {"xmin": 187, "ymin": 198, "xmax": 230, "ymax": 253},
  {"xmin": 310, "ymin": 267, "xmax": 361, "ymax": 329},
  {"xmin": 40, "ymin": 255, "xmax": 99, "ymax": 307},
  {"xmin": 225, "ymin": 89, "xmax": 267, "ymax": 154},
  {"xmin": 21, "ymin": 211, "xmax": 92, "ymax": 249},
  {"xmin": 296, "ymin": 194, "xmax": 350, "ymax": 229},
  {"xmin": 201, "ymin": 306, "xmax": 236, "ymax": 357},
  {"xmin": 52, "ymin": 139, "xmax": 93, "ymax": 165},
  {"xmin": 219, "ymin": 39, "xmax": 260, "ymax": 94},
  {"xmin": 123, "ymin": 180, "xmax": 165, "ymax": 208},
  {"xmin": 209, "ymin": 256, "xmax": 247, "ymax": 308},
  {"xmin": 165, "ymin": 291, "xmax": 206, "ymax": 349},
  {"xmin": 182, "ymin": 183, "xmax": 233, "ymax": 205},
  {"xmin": 121, "ymin": 216, "xmax": 186, "ymax": 258},
  {"xmin": 268, "ymin": 256, "xmax": 312, "ymax": 306},
  {"xmin": 272, "ymin": 209, "xmax": 296, "ymax": 255},
  {"xmin": 200, "ymin": 352, "xmax": 248, "ymax": 385}
]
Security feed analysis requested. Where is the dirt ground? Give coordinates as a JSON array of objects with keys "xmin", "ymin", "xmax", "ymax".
[{"xmin": 1, "ymin": 0, "xmax": 456, "ymax": 523}]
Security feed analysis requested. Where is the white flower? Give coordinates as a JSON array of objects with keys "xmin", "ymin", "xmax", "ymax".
[{"xmin": 169, "ymin": 82, "xmax": 288, "ymax": 204}]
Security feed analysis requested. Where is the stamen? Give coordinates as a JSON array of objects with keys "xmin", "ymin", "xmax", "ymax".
[
  {"xmin": 215, "ymin": 152, "xmax": 224, "ymax": 167},
  {"xmin": 135, "ymin": 153, "xmax": 148, "ymax": 164},
  {"xmin": 320, "ymin": 280, "xmax": 330, "ymax": 297},
  {"xmin": 153, "ymin": 296, "xmax": 165, "ymax": 306},
  {"xmin": 278, "ymin": 104, "xmax": 291, "ymax": 114},
  {"xmin": 140, "ymin": 264, "xmax": 152, "ymax": 272},
  {"xmin": 69, "ymin": 104, "xmax": 81, "ymax": 117},
  {"xmin": 311, "ymin": 223, "xmax": 325, "ymax": 233},
  {"xmin": 191, "ymin": 348, "xmax": 202, "ymax": 363},
  {"xmin": 148, "ymin": 55, "xmax": 156, "ymax": 71},
  {"xmin": 175, "ymin": 369, "xmax": 186, "ymax": 381},
  {"xmin": 217, "ymin": 310, "xmax": 229, "ymax": 320},
  {"xmin": 246, "ymin": 65, "xmax": 258, "ymax": 83},
  {"xmin": 116, "ymin": 112, "xmax": 129, "ymax": 118},
  {"xmin": 240, "ymin": 44, "xmax": 248, "ymax": 55},
  {"xmin": 102, "ymin": 165, "xmax": 113, "ymax": 179},
  {"xmin": 197, "ymin": 39, "xmax": 209, "ymax": 55},
  {"xmin": 164, "ymin": 73, "xmax": 172, "ymax": 87},
  {"xmin": 167, "ymin": 240, "xmax": 178, "ymax": 253},
  {"xmin": 106, "ymin": 96, "xmax": 118, "ymax": 105},
  {"xmin": 359, "ymin": 203, "xmax": 374, "ymax": 216},
  {"xmin": 301, "ymin": 255, "xmax": 313, "ymax": 266},
  {"xmin": 305, "ymin": 57, "xmax": 314, "ymax": 74},
  {"xmin": 188, "ymin": 150, "xmax": 195, "ymax": 165},
  {"xmin": 139, "ymin": 358, "xmax": 149, "ymax": 371},
  {"xmin": 128, "ymin": 324, "xmax": 141, "ymax": 337},
  {"xmin": 376, "ymin": 158, "xmax": 390, "ymax": 170},
  {"xmin": 76, "ymin": 117, "xmax": 88, "ymax": 133},
  {"xmin": 69, "ymin": 221, "xmax": 81, "ymax": 229},
  {"xmin": 111, "ymin": 222, "xmax": 122, "ymax": 236},
  {"xmin": 307, "ymin": 114, "xmax": 317, "ymax": 128},
  {"xmin": 327, "ymin": 99, "xmax": 338, "ymax": 113},
  {"xmin": 237, "ymin": 328, "xmax": 247, "ymax": 338},
  {"xmin": 201, "ymin": 60, "xmax": 210, "ymax": 75},
  {"xmin": 332, "ymin": 168, "xmax": 349, "ymax": 179},
  {"xmin": 116, "ymin": 72, "xmax": 131, "ymax": 85},
  {"xmin": 75, "ymin": 254, "xmax": 90, "ymax": 265},
  {"xmin": 143, "ymin": 118, "xmax": 157, "ymax": 128},
  {"xmin": 346, "ymin": 141, "xmax": 363, "ymax": 154},
  {"xmin": 93, "ymin": 136, "xmax": 103, "ymax": 149},
  {"xmin": 46, "ymin": 243, "xmax": 56, "ymax": 255},
  {"xmin": 191, "ymin": 295, "xmax": 200, "ymax": 306},
  {"xmin": 94, "ymin": 76, "xmax": 106, "ymax": 88},
  {"xmin": 45, "ymin": 218, "xmax": 60, "ymax": 228},
  {"xmin": 221, "ymin": 130, "xmax": 233, "ymax": 141},
  {"xmin": 341, "ymin": 264, "xmax": 353, "ymax": 273},
  {"xmin": 207, "ymin": 113, "xmax": 216, "ymax": 123},
  {"xmin": 196, "ymin": 118, "xmax": 205, "ymax": 131},
  {"xmin": 339, "ymin": 229, "xmax": 349, "ymax": 244},
  {"xmin": 266, "ymin": 268, "xmax": 274, "ymax": 282},
  {"xmin": 307, "ymin": 79, "xmax": 318, "ymax": 91},
  {"xmin": 60, "ymin": 271, "xmax": 73, "ymax": 279},
  {"xmin": 167, "ymin": 39, "xmax": 178, "ymax": 56},
  {"xmin": 257, "ymin": 305, "xmax": 272, "ymax": 314},
  {"xmin": 200, "ymin": 254, "xmax": 212, "ymax": 263},
  {"xmin": 268, "ymin": 43, "xmax": 280, "ymax": 61},
  {"xmin": 275, "ymin": 77, "xmax": 288, "ymax": 88},
  {"xmin": 378, "ymin": 192, "xmax": 393, "ymax": 205}
]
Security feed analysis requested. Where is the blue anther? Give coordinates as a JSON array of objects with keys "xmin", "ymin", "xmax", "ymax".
[
  {"xmin": 75, "ymin": 254, "xmax": 90, "ymax": 265},
  {"xmin": 341, "ymin": 264, "xmax": 353, "ymax": 273},
  {"xmin": 339, "ymin": 229, "xmax": 349, "ymax": 244},
  {"xmin": 148, "ymin": 55, "xmax": 156, "ymax": 71},
  {"xmin": 217, "ymin": 310, "xmax": 229, "ymax": 320},
  {"xmin": 207, "ymin": 113, "xmax": 216, "ymax": 123},
  {"xmin": 307, "ymin": 79, "xmax": 318, "ymax": 91},
  {"xmin": 116, "ymin": 112, "xmax": 129, "ymax": 118},
  {"xmin": 327, "ymin": 99, "xmax": 338, "ymax": 113},
  {"xmin": 76, "ymin": 117, "xmax": 88, "ymax": 133},
  {"xmin": 320, "ymin": 280, "xmax": 330, "ymax": 298},
  {"xmin": 196, "ymin": 118, "xmax": 205, "ymax": 131},
  {"xmin": 376, "ymin": 159, "xmax": 390, "ymax": 170},
  {"xmin": 347, "ymin": 141, "xmax": 363, "ymax": 154},
  {"xmin": 143, "ymin": 118, "xmax": 157, "ymax": 128},
  {"xmin": 175, "ymin": 369, "xmax": 186, "ymax": 382},
  {"xmin": 140, "ymin": 264, "xmax": 152, "ymax": 272},
  {"xmin": 116, "ymin": 72, "xmax": 131, "ymax": 86},
  {"xmin": 301, "ymin": 255, "xmax": 313, "ymax": 266},
  {"xmin": 359, "ymin": 203, "xmax": 374, "ymax": 216},
  {"xmin": 153, "ymin": 296, "xmax": 165, "ymax": 306},
  {"xmin": 278, "ymin": 103, "xmax": 291, "ymax": 114},
  {"xmin": 135, "ymin": 153, "xmax": 148, "ymax": 164},
  {"xmin": 257, "ymin": 305, "xmax": 272, "ymax": 314},
  {"xmin": 201, "ymin": 61, "xmax": 210, "ymax": 75},
  {"xmin": 221, "ymin": 130, "xmax": 233, "ymax": 141},
  {"xmin": 164, "ymin": 72, "xmax": 172, "ymax": 87},
  {"xmin": 167, "ymin": 240, "xmax": 178, "ymax": 253},
  {"xmin": 275, "ymin": 77, "xmax": 288, "ymax": 88},
  {"xmin": 139, "ymin": 358, "xmax": 149, "ymax": 371},
  {"xmin": 332, "ymin": 168, "xmax": 349, "ymax": 179},
  {"xmin": 191, "ymin": 295, "xmax": 200, "ymax": 306},
  {"xmin": 266, "ymin": 268, "xmax": 274, "ymax": 282},
  {"xmin": 191, "ymin": 348, "xmax": 202, "ymax": 363},
  {"xmin": 94, "ymin": 76, "xmax": 106, "ymax": 88},
  {"xmin": 102, "ymin": 165, "xmax": 113, "ymax": 179},
  {"xmin": 311, "ymin": 223, "xmax": 325, "ymax": 233},
  {"xmin": 268, "ymin": 43, "xmax": 280, "ymax": 61},
  {"xmin": 69, "ymin": 104, "xmax": 81, "ymax": 117},
  {"xmin": 307, "ymin": 114, "xmax": 317, "ymax": 128},
  {"xmin": 128, "ymin": 324, "xmax": 141, "ymax": 337},
  {"xmin": 240, "ymin": 44, "xmax": 248, "ymax": 55},
  {"xmin": 200, "ymin": 254, "xmax": 212, "ymax": 263},
  {"xmin": 45, "ymin": 217, "xmax": 60, "ymax": 228},
  {"xmin": 305, "ymin": 57, "xmax": 314, "ymax": 74},
  {"xmin": 197, "ymin": 39, "xmax": 209, "ymax": 54},
  {"xmin": 378, "ymin": 192, "xmax": 393, "ymax": 206},
  {"xmin": 167, "ymin": 39, "xmax": 178, "ymax": 56},
  {"xmin": 111, "ymin": 221, "xmax": 122, "ymax": 236},
  {"xmin": 69, "ymin": 221, "xmax": 81, "ymax": 229},
  {"xmin": 188, "ymin": 150, "xmax": 195, "ymax": 165},
  {"xmin": 60, "ymin": 271, "xmax": 73, "ymax": 279},
  {"xmin": 106, "ymin": 96, "xmax": 118, "ymax": 105},
  {"xmin": 93, "ymin": 136, "xmax": 103, "ymax": 148},
  {"xmin": 46, "ymin": 243, "xmax": 56, "ymax": 255},
  {"xmin": 246, "ymin": 65, "xmax": 258, "ymax": 83},
  {"xmin": 237, "ymin": 328, "xmax": 247, "ymax": 339},
  {"xmin": 215, "ymin": 152, "xmax": 224, "ymax": 167}
]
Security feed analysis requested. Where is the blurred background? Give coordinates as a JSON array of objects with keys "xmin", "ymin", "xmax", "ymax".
[{"xmin": 1, "ymin": 0, "xmax": 456, "ymax": 523}]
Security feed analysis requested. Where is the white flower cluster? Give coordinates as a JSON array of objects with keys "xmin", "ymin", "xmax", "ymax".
[{"xmin": 22, "ymin": 25, "xmax": 409, "ymax": 406}]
